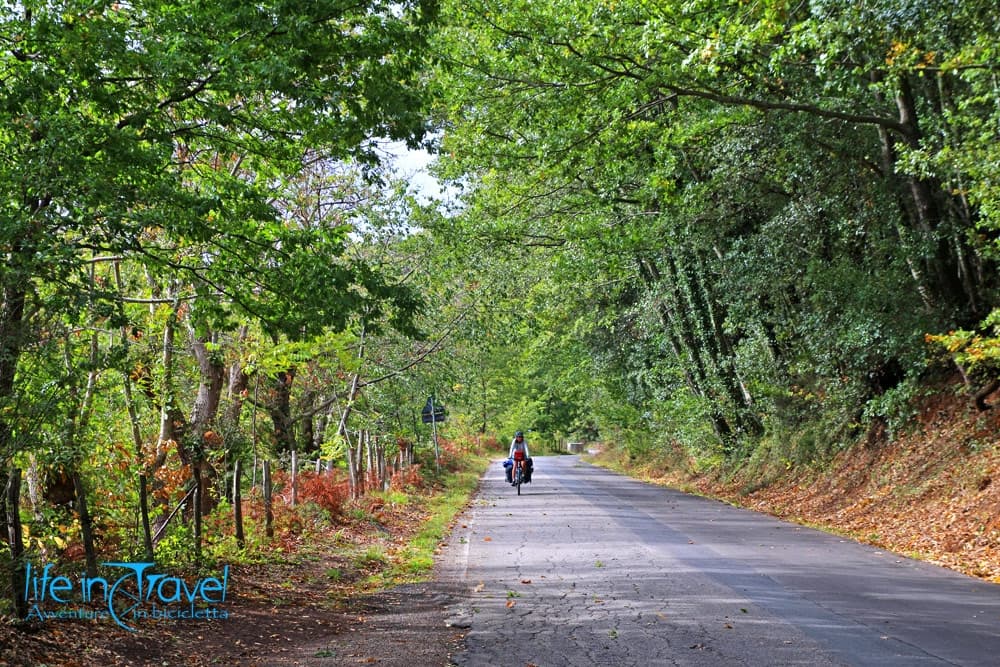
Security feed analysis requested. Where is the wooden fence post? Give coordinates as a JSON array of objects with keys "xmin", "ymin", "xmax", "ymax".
[
  {"xmin": 290, "ymin": 449, "xmax": 298, "ymax": 507},
  {"xmin": 347, "ymin": 446, "xmax": 357, "ymax": 499},
  {"xmin": 193, "ymin": 464, "xmax": 202, "ymax": 563},
  {"xmin": 376, "ymin": 436, "xmax": 388, "ymax": 491},
  {"xmin": 355, "ymin": 432, "xmax": 365, "ymax": 497}
]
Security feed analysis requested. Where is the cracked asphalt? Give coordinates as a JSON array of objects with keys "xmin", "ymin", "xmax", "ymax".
[{"xmin": 439, "ymin": 455, "xmax": 1000, "ymax": 666}]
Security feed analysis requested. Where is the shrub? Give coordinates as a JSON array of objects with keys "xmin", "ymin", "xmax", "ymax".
[
  {"xmin": 297, "ymin": 471, "xmax": 350, "ymax": 518},
  {"xmin": 390, "ymin": 465, "xmax": 424, "ymax": 491}
]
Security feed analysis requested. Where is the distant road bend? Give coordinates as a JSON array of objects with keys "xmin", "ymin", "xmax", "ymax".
[{"xmin": 440, "ymin": 455, "xmax": 1000, "ymax": 666}]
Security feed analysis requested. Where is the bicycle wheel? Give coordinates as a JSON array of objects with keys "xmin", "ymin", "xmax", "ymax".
[{"xmin": 108, "ymin": 571, "xmax": 143, "ymax": 631}]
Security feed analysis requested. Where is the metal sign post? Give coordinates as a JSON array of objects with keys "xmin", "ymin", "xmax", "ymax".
[
  {"xmin": 429, "ymin": 396, "xmax": 440, "ymax": 473},
  {"xmin": 421, "ymin": 396, "xmax": 446, "ymax": 473}
]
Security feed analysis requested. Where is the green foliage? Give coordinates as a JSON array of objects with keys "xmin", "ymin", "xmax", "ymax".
[
  {"xmin": 155, "ymin": 522, "xmax": 197, "ymax": 570},
  {"xmin": 863, "ymin": 379, "xmax": 921, "ymax": 440},
  {"xmin": 0, "ymin": 0, "xmax": 443, "ymax": 619},
  {"xmin": 651, "ymin": 389, "xmax": 722, "ymax": 458}
]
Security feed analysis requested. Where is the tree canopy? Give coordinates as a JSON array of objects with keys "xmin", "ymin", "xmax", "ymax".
[{"xmin": 425, "ymin": 0, "xmax": 1000, "ymax": 456}]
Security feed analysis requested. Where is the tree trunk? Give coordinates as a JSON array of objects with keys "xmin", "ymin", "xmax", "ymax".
[
  {"xmin": 123, "ymin": 374, "xmax": 155, "ymax": 561},
  {"xmin": 636, "ymin": 257, "xmax": 703, "ymax": 397},
  {"xmin": 876, "ymin": 131, "xmax": 938, "ymax": 310},
  {"xmin": 223, "ymin": 326, "xmax": 250, "ymax": 428},
  {"xmin": 188, "ymin": 324, "xmax": 224, "ymax": 517},
  {"xmin": 347, "ymin": 443, "xmax": 358, "ymax": 499},
  {"xmin": 189, "ymin": 326, "xmax": 226, "ymax": 440},
  {"xmin": 973, "ymin": 378, "xmax": 1000, "ymax": 412},
  {"xmin": 263, "ymin": 460, "xmax": 273, "ymax": 539},
  {"xmin": 151, "ymin": 483, "xmax": 197, "ymax": 546},
  {"xmin": 893, "ymin": 74, "xmax": 971, "ymax": 317},
  {"xmin": 268, "ymin": 369, "xmax": 296, "ymax": 455},
  {"xmin": 25, "ymin": 455, "xmax": 42, "ymax": 521},
  {"xmin": 0, "ymin": 223, "xmax": 31, "ymax": 459},
  {"xmin": 0, "ymin": 273, "xmax": 29, "ymax": 621},
  {"xmin": 313, "ymin": 404, "xmax": 330, "ymax": 452},
  {"xmin": 233, "ymin": 459, "xmax": 245, "ymax": 549},
  {"xmin": 336, "ymin": 324, "xmax": 367, "ymax": 443},
  {"xmin": 365, "ymin": 431, "xmax": 373, "ymax": 488},
  {"xmin": 347, "ymin": 434, "xmax": 365, "ymax": 499},
  {"xmin": 686, "ymin": 250, "xmax": 762, "ymax": 438},
  {"xmin": 65, "ymin": 306, "xmax": 101, "ymax": 577},
  {"xmin": 72, "ymin": 472, "xmax": 99, "ymax": 578},
  {"xmin": 643, "ymin": 252, "xmax": 736, "ymax": 443},
  {"xmin": 378, "ymin": 437, "xmax": 388, "ymax": 491},
  {"xmin": 312, "ymin": 399, "xmax": 336, "ymax": 469},
  {"xmin": 5, "ymin": 468, "xmax": 27, "ymax": 620},
  {"xmin": 296, "ymin": 389, "xmax": 318, "ymax": 457},
  {"xmin": 158, "ymin": 282, "xmax": 187, "ymax": 459},
  {"xmin": 115, "ymin": 261, "xmax": 155, "ymax": 561},
  {"xmin": 301, "ymin": 415, "xmax": 314, "ymax": 457}
]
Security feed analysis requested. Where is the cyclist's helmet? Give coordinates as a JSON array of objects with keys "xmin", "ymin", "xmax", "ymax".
[{"xmin": 515, "ymin": 431, "xmax": 524, "ymax": 438}]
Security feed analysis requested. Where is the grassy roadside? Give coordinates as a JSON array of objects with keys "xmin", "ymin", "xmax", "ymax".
[
  {"xmin": 374, "ymin": 452, "xmax": 491, "ymax": 587},
  {"xmin": 286, "ymin": 451, "xmax": 493, "ymax": 602}
]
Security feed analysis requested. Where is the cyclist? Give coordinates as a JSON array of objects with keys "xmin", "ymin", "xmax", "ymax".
[{"xmin": 507, "ymin": 431, "xmax": 532, "ymax": 485}]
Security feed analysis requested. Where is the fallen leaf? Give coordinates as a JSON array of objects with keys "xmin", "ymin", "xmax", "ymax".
[
  {"xmin": 506, "ymin": 600, "xmax": 516, "ymax": 608},
  {"xmin": 520, "ymin": 579, "xmax": 532, "ymax": 584}
]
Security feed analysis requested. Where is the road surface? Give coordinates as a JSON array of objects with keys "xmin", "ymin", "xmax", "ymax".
[{"xmin": 439, "ymin": 455, "xmax": 1000, "ymax": 666}]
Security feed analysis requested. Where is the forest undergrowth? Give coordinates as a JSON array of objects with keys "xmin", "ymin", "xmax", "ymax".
[{"xmin": 0, "ymin": 441, "xmax": 490, "ymax": 666}]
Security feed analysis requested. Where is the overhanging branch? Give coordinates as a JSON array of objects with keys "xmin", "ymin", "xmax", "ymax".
[{"xmin": 664, "ymin": 85, "xmax": 909, "ymax": 136}]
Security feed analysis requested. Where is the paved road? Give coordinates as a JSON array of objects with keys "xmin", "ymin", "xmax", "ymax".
[{"xmin": 439, "ymin": 456, "xmax": 1000, "ymax": 666}]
